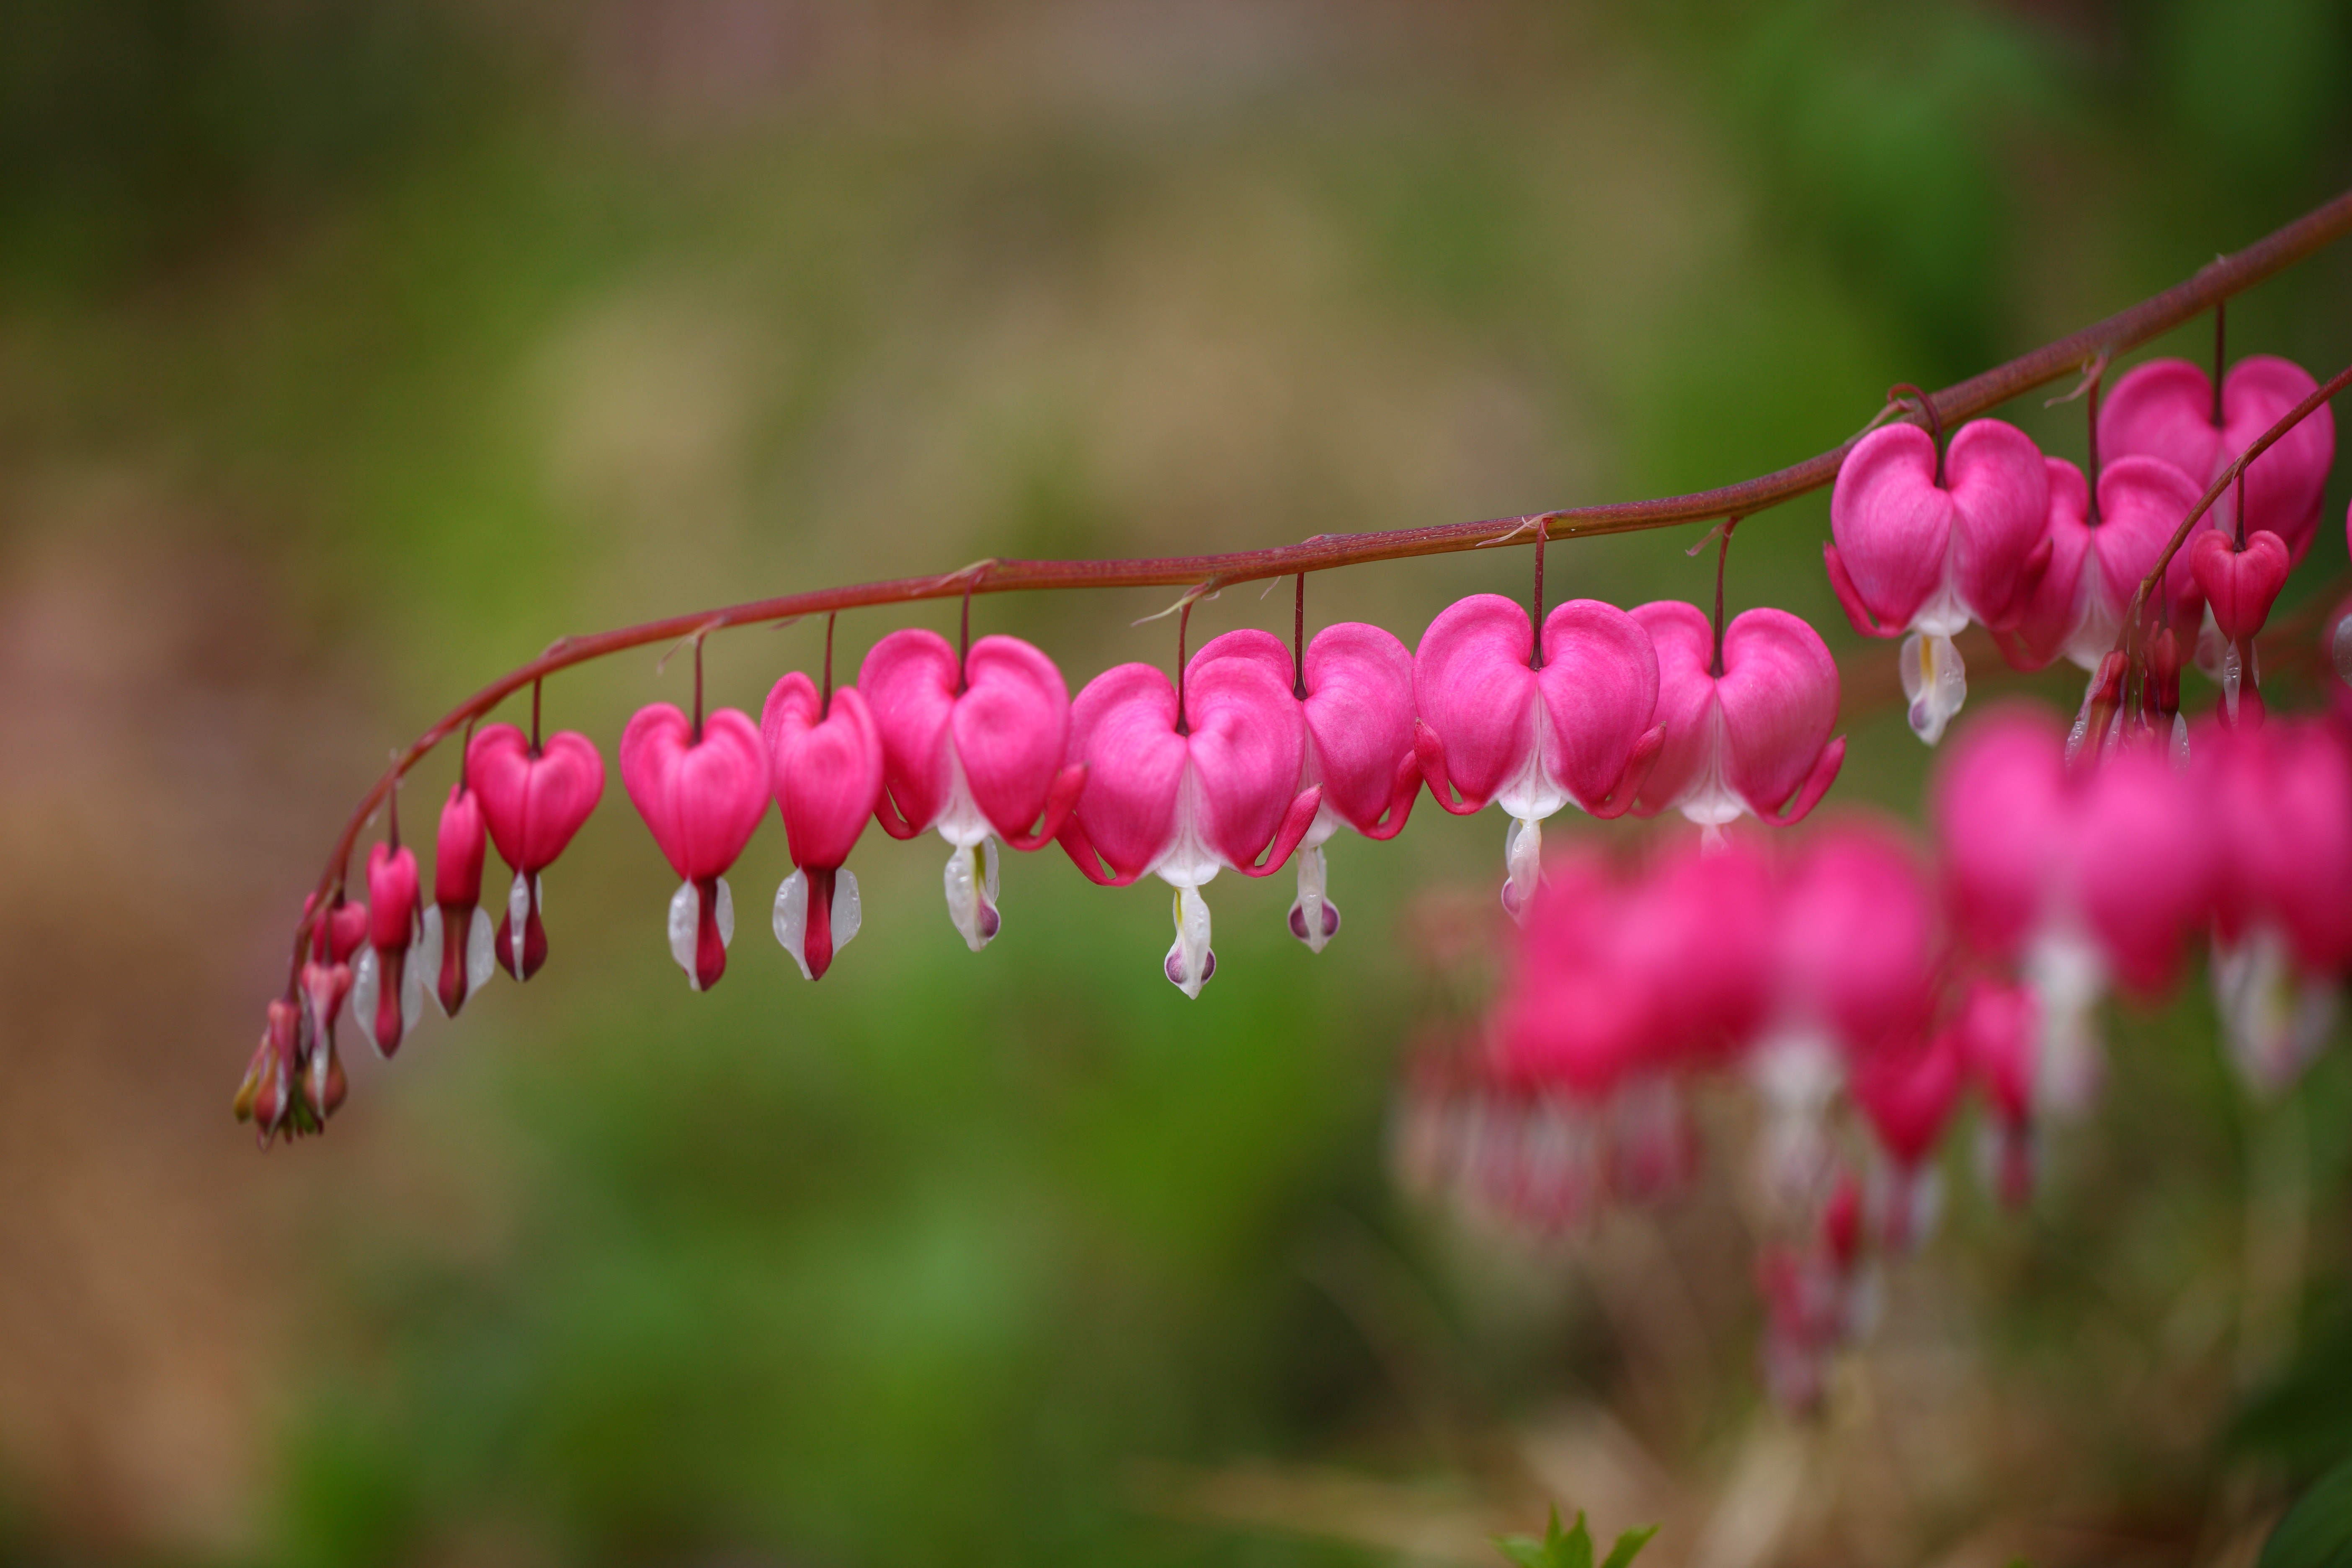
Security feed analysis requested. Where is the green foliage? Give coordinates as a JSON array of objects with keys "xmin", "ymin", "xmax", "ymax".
[
  {"xmin": 2262, "ymin": 1457, "xmax": 2352, "ymax": 1568},
  {"xmin": 1492, "ymin": 1506, "xmax": 1658, "ymax": 1568}
]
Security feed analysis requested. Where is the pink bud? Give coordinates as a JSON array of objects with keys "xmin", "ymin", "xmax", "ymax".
[
  {"xmin": 1631, "ymin": 601, "xmax": 1843, "ymax": 828},
  {"xmin": 430, "ymin": 784, "xmax": 490, "ymax": 1017},
  {"xmin": 467, "ymin": 723, "xmax": 607, "ymax": 983},
  {"xmin": 435, "ymin": 783, "xmax": 486, "ymax": 910},
  {"xmin": 1413, "ymin": 595, "xmax": 1661, "ymax": 916},
  {"xmin": 2100, "ymin": 355, "xmax": 2335, "ymax": 562},
  {"xmin": 362, "ymin": 841, "xmax": 421, "ymax": 1056},
  {"xmin": 762, "ymin": 673, "xmax": 884, "ymax": 982},
  {"xmin": 621, "ymin": 702, "xmax": 768, "ymax": 990},
  {"xmin": 304, "ymin": 892, "xmax": 371, "ymax": 967},
  {"xmin": 2190, "ymin": 528, "xmax": 2291, "ymax": 643},
  {"xmin": 1059, "ymin": 640, "xmax": 1320, "ymax": 996}
]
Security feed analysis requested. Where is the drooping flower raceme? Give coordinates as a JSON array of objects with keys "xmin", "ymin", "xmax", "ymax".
[
  {"xmin": 1413, "ymin": 595, "xmax": 1661, "ymax": 918},
  {"xmin": 1057, "ymin": 640, "xmax": 1322, "ymax": 997},
  {"xmin": 1628, "ymin": 600, "xmax": 1844, "ymax": 837},
  {"xmin": 467, "ymin": 724, "xmax": 608, "ymax": 981},
  {"xmin": 1825, "ymin": 418, "xmax": 2051, "ymax": 744},
  {"xmin": 620, "ymin": 702, "xmax": 769, "ymax": 991},
  {"xmin": 418, "ymin": 782, "xmax": 494, "ymax": 1018},
  {"xmin": 762, "ymin": 673, "xmax": 884, "ymax": 981},
  {"xmin": 295, "ymin": 892, "xmax": 368, "ymax": 1126},
  {"xmin": 2100, "ymin": 355, "xmax": 2336, "ymax": 562},
  {"xmin": 350, "ymin": 840, "xmax": 423, "ymax": 1056},
  {"xmin": 860, "ymin": 630, "xmax": 1086, "ymax": 952}
]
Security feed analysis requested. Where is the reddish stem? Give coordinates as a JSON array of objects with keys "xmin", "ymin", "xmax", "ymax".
[
  {"xmin": 282, "ymin": 188, "xmax": 2352, "ymax": 982},
  {"xmin": 1712, "ymin": 518, "xmax": 1739, "ymax": 679}
]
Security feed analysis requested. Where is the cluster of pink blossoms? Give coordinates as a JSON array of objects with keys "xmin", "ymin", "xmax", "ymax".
[
  {"xmin": 236, "ymin": 572, "xmax": 1855, "ymax": 1143},
  {"xmin": 1827, "ymin": 354, "xmax": 2334, "ymax": 745},
  {"xmin": 1393, "ymin": 609, "xmax": 2352, "ymax": 1410}
]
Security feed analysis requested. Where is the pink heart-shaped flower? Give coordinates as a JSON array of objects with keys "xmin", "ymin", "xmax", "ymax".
[
  {"xmin": 859, "ymin": 629, "xmax": 1080, "ymax": 847},
  {"xmin": 1850, "ymin": 1028, "xmax": 1962, "ymax": 1170},
  {"xmin": 1062, "ymin": 647, "xmax": 1315, "ymax": 884},
  {"xmin": 1630, "ymin": 601, "xmax": 1843, "ymax": 827},
  {"xmin": 761, "ymin": 676, "xmax": 883, "ymax": 873},
  {"xmin": 467, "ymin": 724, "xmax": 608, "ymax": 874},
  {"xmin": 2100, "ymin": 354, "xmax": 2335, "ymax": 561},
  {"xmin": 2190, "ymin": 527, "xmax": 2291, "ymax": 642},
  {"xmin": 1996, "ymin": 456, "xmax": 2206, "ymax": 671},
  {"xmin": 304, "ymin": 890, "xmax": 371, "ymax": 966},
  {"xmin": 1298, "ymin": 622, "xmax": 1420, "ymax": 838},
  {"xmin": 2071, "ymin": 743, "xmax": 2212, "ymax": 998},
  {"xmin": 620, "ymin": 704, "xmax": 769, "ymax": 883},
  {"xmin": 1826, "ymin": 418, "xmax": 2050, "ymax": 634},
  {"xmin": 2197, "ymin": 719, "xmax": 2352, "ymax": 974},
  {"xmin": 1412, "ymin": 594, "xmax": 1660, "ymax": 816}
]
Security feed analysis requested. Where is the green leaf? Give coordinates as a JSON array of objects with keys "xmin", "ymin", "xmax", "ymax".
[
  {"xmin": 1493, "ymin": 1506, "xmax": 1657, "ymax": 1568},
  {"xmin": 1601, "ymin": 1523, "xmax": 1661, "ymax": 1568},
  {"xmin": 2262, "ymin": 1456, "xmax": 2352, "ymax": 1568}
]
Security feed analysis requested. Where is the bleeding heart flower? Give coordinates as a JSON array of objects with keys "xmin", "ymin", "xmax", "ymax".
[
  {"xmin": 2191, "ymin": 529, "xmax": 2290, "ymax": 645},
  {"xmin": 1824, "ymin": 418, "xmax": 2051, "ymax": 744},
  {"xmin": 418, "ymin": 783, "xmax": 494, "ymax": 1019},
  {"xmin": 1951, "ymin": 977, "xmax": 2038, "ymax": 1207},
  {"xmin": 2099, "ymin": 354, "xmax": 2335, "ymax": 562},
  {"xmin": 1849, "ymin": 1027, "xmax": 1961, "ymax": 1251},
  {"xmin": 1934, "ymin": 705, "xmax": 2214, "ymax": 1114},
  {"xmin": 1629, "ymin": 601, "xmax": 1844, "ymax": 834},
  {"xmin": 861, "ymin": 629, "xmax": 1086, "ymax": 953},
  {"xmin": 762, "ymin": 673, "xmax": 884, "ymax": 982},
  {"xmin": 1750, "ymin": 820, "xmax": 1937, "ymax": 1210},
  {"xmin": 1413, "ymin": 595, "xmax": 1662, "ymax": 918},
  {"xmin": 1057, "ymin": 639, "xmax": 1322, "ymax": 997},
  {"xmin": 233, "ymin": 998, "xmax": 309, "ymax": 1148},
  {"xmin": 1994, "ymin": 456, "xmax": 2210, "ymax": 673},
  {"xmin": 349, "ymin": 840, "xmax": 423, "ymax": 1057},
  {"xmin": 467, "ymin": 723, "xmax": 607, "ymax": 982},
  {"xmin": 1182, "ymin": 624, "xmax": 1420, "ymax": 954},
  {"xmin": 2197, "ymin": 718, "xmax": 2352, "ymax": 1094},
  {"xmin": 621, "ymin": 703, "xmax": 769, "ymax": 991}
]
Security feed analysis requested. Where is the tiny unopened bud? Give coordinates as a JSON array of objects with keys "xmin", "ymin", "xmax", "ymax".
[
  {"xmin": 2146, "ymin": 627, "xmax": 2181, "ymax": 722},
  {"xmin": 2067, "ymin": 651, "xmax": 2127, "ymax": 769}
]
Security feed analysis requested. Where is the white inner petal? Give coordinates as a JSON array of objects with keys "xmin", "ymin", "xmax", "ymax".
[
  {"xmin": 668, "ymin": 881, "xmax": 701, "ymax": 988},
  {"xmin": 350, "ymin": 946, "xmax": 382, "ymax": 1056},
  {"xmin": 772, "ymin": 869, "xmax": 811, "ymax": 980},
  {"xmin": 398, "ymin": 941, "xmax": 424, "ymax": 1037},
  {"xmin": 933, "ymin": 738, "xmax": 992, "ymax": 848},
  {"xmin": 1292, "ymin": 842, "xmax": 1331, "ymax": 954},
  {"xmin": 1491, "ymin": 694, "xmax": 1568, "ymax": 823},
  {"xmin": 2025, "ymin": 926, "xmax": 2107, "ymax": 1117},
  {"xmin": 506, "ymin": 869, "xmax": 532, "ymax": 978},
  {"xmin": 1676, "ymin": 700, "xmax": 1745, "ymax": 828},
  {"xmin": 1501, "ymin": 815, "xmax": 1542, "ymax": 923},
  {"xmin": 832, "ymin": 868, "xmax": 861, "ymax": 954},
  {"xmin": 943, "ymin": 843, "xmax": 994, "ymax": 952},
  {"xmin": 1164, "ymin": 883, "xmax": 1214, "ymax": 998},
  {"xmin": 2213, "ymin": 927, "xmax": 2339, "ymax": 1098},
  {"xmin": 1748, "ymin": 1026, "xmax": 1844, "ymax": 1215},
  {"xmin": 418, "ymin": 905, "xmax": 446, "ymax": 1015},
  {"xmin": 1901, "ymin": 630, "xmax": 1968, "ymax": 746},
  {"xmin": 1150, "ymin": 763, "xmax": 1223, "ymax": 888},
  {"xmin": 465, "ymin": 906, "xmax": 495, "ymax": 995}
]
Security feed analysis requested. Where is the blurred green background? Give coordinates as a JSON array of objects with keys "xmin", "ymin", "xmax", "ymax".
[{"xmin": 5, "ymin": 2, "xmax": 2352, "ymax": 1563}]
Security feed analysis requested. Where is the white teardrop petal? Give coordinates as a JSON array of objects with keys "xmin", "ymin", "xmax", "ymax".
[
  {"xmin": 773, "ymin": 869, "xmax": 812, "ymax": 980},
  {"xmin": 1901, "ymin": 630, "xmax": 1967, "ymax": 747},
  {"xmin": 668, "ymin": 881, "xmax": 701, "ymax": 988},
  {"xmin": 506, "ymin": 870, "xmax": 532, "ymax": 978},
  {"xmin": 1501, "ymin": 815, "xmax": 1542, "ymax": 923},
  {"xmin": 1162, "ymin": 883, "xmax": 1214, "ymax": 998},
  {"xmin": 714, "ymin": 877, "xmax": 735, "ymax": 948},
  {"xmin": 832, "ymin": 868, "xmax": 861, "ymax": 953},
  {"xmin": 350, "ymin": 946, "xmax": 383, "ymax": 1057},
  {"xmin": 399, "ymin": 944, "xmax": 425, "ymax": 1036},
  {"xmin": 466, "ymin": 906, "xmax": 495, "ymax": 994},
  {"xmin": 419, "ymin": 906, "xmax": 446, "ymax": 1014}
]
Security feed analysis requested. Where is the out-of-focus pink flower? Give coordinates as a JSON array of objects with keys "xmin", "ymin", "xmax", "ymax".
[
  {"xmin": 1413, "ymin": 595, "xmax": 1661, "ymax": 918},
  {"xmin": 1630, "ymin": 601, "xmax": 1844, "ymax": 832},
  {"xmin": 420, "ymin": 784, "xmax": 493, "ymax": 1019},
  {"xmin": 1934, "ymin": 706, "xmax": 2214, "ymax": 1112},
  {"xmin": 351, "ymin": 841, "xmax": 422, "ymax": 1056},
  {"xmin": 762, "ymin": 673, "xmax": 884, "ymax": 982},
  {"xmin": 2198, "ymin": 718, "xmax": 2352, "ymax": 1093},
  {"xmin": 861, "ymin": 630, "xmax": 1086, "ymax": 952},
  {"xmin": 1825, "ymin": 418, "xmax": 2051, "ymax": 744},
  {"xmin": 1057, "ymin": 640, "xmax": 1321, "ymax": 996},
  {"xmin": 621, "ymin": 702, "xmax": 769, "ymax": 990},
  {"xmin": 1995, "ymin": 456, "xmax": 2207, "ymax": 673},
  {"xmin": 1951, "ymin": 977, "xmax": 2038, "ymax": 1207},
  {"xmin": 1850, "ymin": 1027, "xmax": 1961, "ymax": 1251},
  {"xmin": 2327, "ymin": 592, "xmax": 2352, "ymax": 727},
  {"xmin": 468, "ymin": 724, "xmax": 608, "ymax": 981},
  {"xmin": 2100, "ymin": 355, "xmax": 2335, "ymax": 562}
]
